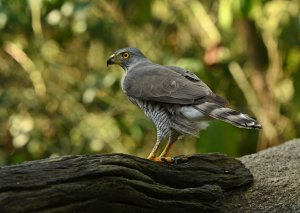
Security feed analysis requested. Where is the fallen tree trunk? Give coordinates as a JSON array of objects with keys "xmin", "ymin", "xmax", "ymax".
[{"xmin": 0, "ymin": 153, "xmax": 252, "ymax": 213}]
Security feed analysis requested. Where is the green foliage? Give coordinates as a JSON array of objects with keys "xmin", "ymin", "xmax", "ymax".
[
  {"xmin": 0, "ymin": 0, "xmax": 299, "ymax": 165},
  {"xmin": 197, "ymin": 122, "xmax": 241, "ymax": 157}
]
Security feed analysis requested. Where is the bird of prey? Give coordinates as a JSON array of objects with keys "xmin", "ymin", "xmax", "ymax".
[{"xmin": 107, "ymin": 47, "xmax": 261, "ymax": 163}]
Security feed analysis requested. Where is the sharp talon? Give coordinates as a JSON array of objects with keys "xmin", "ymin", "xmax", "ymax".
[
  {"xmin": 147, "ymin": 155, "xmax": 155, "ymax": 161},
  {"xmin": 161, "ymin": 157, "xmax": 167, "ymax": 163},
  {"xmin": 148, "ymin": 156, "xmax": 175, "ymax": 163},
  {"xmin": 173, "ymin": 155, "xmax": 189, "ymax": 164},
  {"xmin": 161, "ymin": 157, "xmax": 173, "ymax": 164}
]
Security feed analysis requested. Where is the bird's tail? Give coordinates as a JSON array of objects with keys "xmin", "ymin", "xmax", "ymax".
[{"xmin": 194, "ymin": 102, "xmax": 262, "ymax": 129}]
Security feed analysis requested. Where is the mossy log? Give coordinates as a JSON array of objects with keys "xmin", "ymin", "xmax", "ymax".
[{"xmin": 0, "ymin": 153, "xmax": 253, "ymax": 213}]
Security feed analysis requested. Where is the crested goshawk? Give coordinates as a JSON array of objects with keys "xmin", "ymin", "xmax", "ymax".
[{"xmin": 107, "ymin": 47, "xmax": 261, "ymax": 162}]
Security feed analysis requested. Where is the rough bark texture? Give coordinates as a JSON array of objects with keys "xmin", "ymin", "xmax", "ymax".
[
  {"xmin": 222, "ymin": 139, "xmax": 300, "ymax": 212},
  {"xmin": 0, "ymin": 153, "xmax": 252, "ymax": 213},
  {"xmin": 1, "ymin": 139, "xmax": 299, "ymax": 213}
]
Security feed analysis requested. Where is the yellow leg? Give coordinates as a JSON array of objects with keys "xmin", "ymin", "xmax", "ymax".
[
  {"xmin": 147, "ymin": 140, "xmax": 174, "ymax": 163},
  {"xmin": 147, "ymin": 132, "xmax": 180, "ymax": 163},
  {"xmin": 148, "ymin": 141, "xmax": 175, "ymax": 163},
  {"xmin": 147, "ymin": 131, "xmax": 180, "ymax": 163},
  {"xmin": 159, "ymin": 141, "xmax": 174, "ymax": 157},
  {"xmin": 147, "ymin": 141, "xmax": 160, "ymax": 160},
  {"xmin": 160, "ymin": 131, "xmax": 179, "ymax": 157}
]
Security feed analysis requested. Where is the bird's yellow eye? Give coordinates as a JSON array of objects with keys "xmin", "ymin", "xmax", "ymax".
[{"xmin": 122, "ymin": 52, "xmax": 129, "ymax": 59}]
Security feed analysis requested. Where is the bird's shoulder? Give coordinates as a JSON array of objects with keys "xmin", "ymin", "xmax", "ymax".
[
  {"xmin": 125, "ymin": 62, "xmax": 201, "ymax": 84},
  {"xmin": 164, "ymin": 65, "xmax": 201, "ymax": 82}
]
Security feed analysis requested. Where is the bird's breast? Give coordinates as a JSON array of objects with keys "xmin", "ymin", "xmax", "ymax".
[{"xmin": 120, "ymin": 74, "xmax": 126, "ymax": 93}]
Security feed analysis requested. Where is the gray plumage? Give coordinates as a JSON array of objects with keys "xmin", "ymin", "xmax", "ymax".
[{"xmin": 107, "ymin": 47, "xmax": 261, "ymax": 160}]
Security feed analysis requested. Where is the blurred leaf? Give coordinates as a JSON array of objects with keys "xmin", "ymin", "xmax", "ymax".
[
  {"xmin": 218, "ymin": 0, "xmax": 233, "ymax": 30},
  {"xmin": 0, "ymin": 0, "xmax": 298, "ymax": 165}
]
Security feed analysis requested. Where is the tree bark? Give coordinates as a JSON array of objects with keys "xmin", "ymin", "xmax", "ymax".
[{"xmin": 0, "ymin": 153, "xmax": 252, "ymax": 213}]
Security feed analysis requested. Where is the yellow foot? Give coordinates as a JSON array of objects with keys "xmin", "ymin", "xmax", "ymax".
[{"xmin": 147, "ymin": 156, "xmax": 174, "ymax": 163}]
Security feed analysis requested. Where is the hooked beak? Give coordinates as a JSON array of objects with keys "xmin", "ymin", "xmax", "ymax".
[{"xmin": 106, "ymin": 54, "xmax": 116, "ymax": 67}]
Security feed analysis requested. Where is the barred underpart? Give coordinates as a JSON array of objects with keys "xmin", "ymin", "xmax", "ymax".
[{"xmin": 131, "ymin": 98, "xmax": 211, "ymax": 140}]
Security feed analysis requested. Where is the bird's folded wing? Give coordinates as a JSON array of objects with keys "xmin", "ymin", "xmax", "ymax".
[{"xmin": 123, "ymin": 65, "xmax": 227, "ymax": 106}]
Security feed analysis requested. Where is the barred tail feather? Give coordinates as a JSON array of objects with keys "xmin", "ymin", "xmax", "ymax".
[{"xmin": 194, "ymin": 103, "xmax": 262, "ymax": 129}]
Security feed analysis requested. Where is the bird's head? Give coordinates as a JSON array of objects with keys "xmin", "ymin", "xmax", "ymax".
[{"xmin": 107, "ymin": 47, "xmax": 147, "ymax": 71}]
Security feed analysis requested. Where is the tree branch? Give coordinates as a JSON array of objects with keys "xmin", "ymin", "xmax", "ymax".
[{"xmin": 0, "ymin": 153, "xmax": 252, "ymax": 212}]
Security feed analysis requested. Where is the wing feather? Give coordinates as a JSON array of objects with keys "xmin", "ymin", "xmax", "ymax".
[{"xmin": 123, "ymin": 63, "xmax": 227, "ymax": 105}]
